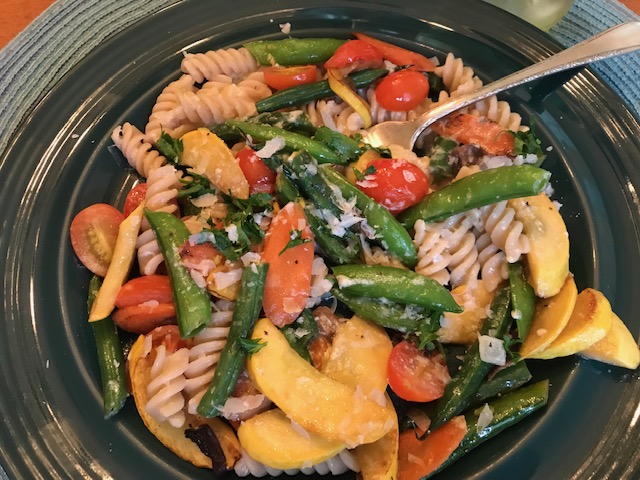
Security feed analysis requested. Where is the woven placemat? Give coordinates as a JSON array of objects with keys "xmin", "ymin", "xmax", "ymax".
[{"xmin": 0, "ymin": 0, "xmax": 638, "ymax": 156}]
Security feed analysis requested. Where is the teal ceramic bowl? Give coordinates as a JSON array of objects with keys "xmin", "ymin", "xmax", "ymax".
[{"xmin": 1, "ymin": 1, "xmax": 639, "ymax": 479}]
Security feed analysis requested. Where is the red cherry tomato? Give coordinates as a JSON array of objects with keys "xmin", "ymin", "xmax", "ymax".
[
  {"xmin": 324, "ymin": 39, "xmax": 383, "ymax": 72},
  {"xmin": 355, "ymin": 159, "xmax": 429, "ymax": 214},
  {"xmin": 263, "ymin": 65, "xmax": 318, "ymax": 91},
  {"xmin": 112, "ymin": 303, "xmax": 176, "ymax": 335},
  {"xmin": 237, "ymin": 145, "xmax": 276, "ymax": 194},
  {"xmin": 375, "ymin": 69, "xmax": 430, "ymax": 112},
  {"xmin": 115, "ymin": 275, "xmax": 174, "ymax": 308},
  {"xmin": 70, "ymin": 204, "xmax": 125, "ymax": 277},
  {"xmin": 387, "ymin": 340, "xmax": 451, "ymax": 403},
  {"xmin": 123, "ymin": 183, "xmax": 147, "ymax": 217}
]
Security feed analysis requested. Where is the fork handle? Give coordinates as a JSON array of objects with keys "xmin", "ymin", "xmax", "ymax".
[{"xmin": 411, "ymin": 21, "xmax": 640, "ymax": 144}]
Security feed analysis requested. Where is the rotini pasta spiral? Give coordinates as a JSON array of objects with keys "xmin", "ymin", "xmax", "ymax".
[
  {"xmin": 476, "ymin": 232, "xmax": 509, "ymax": 292},
  {"xmin": 234, "ymin": 448, "xmax": 360, "ymax": 477},
  {"xmin": 433, "ymin": 52, "xmax": 483, "ymax": 101},
  {"xmin": 145, "ymin": 74, "xmax": 197, "ymax": 143},
  {"xmin": 136, "ymin": 165, "xmax": 183, "ymax": 275},
  {"xmin": 180, "ymin": 47, "xmax": 258, "ymax": 83},
  {"xmin": 471, "ymin": 95, "xmax": 524, "ymax": 132},
  {"xmin": 145, "ymin": 345, "xmax": 189, "ymax": 428},
  {"xmin": 237, "ymin": 71, "xmax": 273, "ymax": 102},
  {"xmin": 479, "ymin": 200, "xmax": 530, "ymax": 263},
  {"xmin": 111, "ymin": 122, "xmax": 166, "ymax": 178}
]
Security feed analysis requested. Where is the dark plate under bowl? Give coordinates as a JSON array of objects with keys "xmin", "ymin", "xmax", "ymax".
[{"xmin": 1, "ymin": 1, "xmax": 640, "ymax": 479}]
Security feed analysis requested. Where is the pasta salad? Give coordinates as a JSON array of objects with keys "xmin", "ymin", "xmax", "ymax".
[{"xmin": 69, "ymin": 33, "xmax": 640, "ymax": 479}]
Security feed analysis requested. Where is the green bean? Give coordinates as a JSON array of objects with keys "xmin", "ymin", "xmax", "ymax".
[
  {"xmin": 332, "ymin": 264, "xmax": 461, "ymax": 313},
  {"xmin": 145, "ymin": 211, "xmax": 211, "ymax": 338},
  {"xmin": 398, "ymin": 165, "xmax": 551, "ymax": 227},
  {"xmin": 225, "ymin": 120, "xmax": 343, "ymax": 164},
  {"xmin": 331, "ymin": 288, "xmax": 423, "ymax": 332},
  {"xmin": 305, "ymin": 205, "xmax": 361, "ymax": 265},
  {"xmin": 313, "ymin": 126, "xmax": 363, "ymax": 163},
  {"xmin": 426, "ymin": 380, "xmax": 549, "ymax": 479},
  {"xmin": 508, "ymin": 262, "xmax": 537, "ymax": 341},
  {"xmin": 431, "ymin": 285, "xmax": 513, "ymax": 428},
  {"xmin": 244, "ymin": 38, "xmax": 345, "ymax": 66},
  {"xmin": 256, "ymin": 68, "xmax": 388, "ymax": 113},
  {"xmin": 197, "ymin": 263, "xmax": 269, "ymax": 417},
  {"xmin": 319, "ymin": 165, "xmax": 418, "ymax": 268},
  {"xmin": 469, "ymin": 360, "xmax": 532, "ymax": 409},
  {"xmin": 87, "ymin": 276, "xmax": 128, "ymax": 419},
  {"xmin": 275, "ymin": 170, "xmax": 300, "ymax": 205},
  {"xmin": 249, "ymin": 111, "xmax": 317, "ymax": 134}
]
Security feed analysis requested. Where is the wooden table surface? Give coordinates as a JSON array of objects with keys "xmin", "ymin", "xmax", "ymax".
[{"xmin": 1, "ymin": 0, "xmax": 639, "ymax": 49}]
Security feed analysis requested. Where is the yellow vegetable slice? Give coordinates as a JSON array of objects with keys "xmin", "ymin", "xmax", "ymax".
[
  {"xmin": 321, "ymin": 315, "xmax": 392, "ymax": 396},
  {"xmin": 353, "ymin": 395, "xmax": 399, "ymax": 480},
  {"xmin": 247, "ymin": 317, "xmax": 395, "ymax": 447},
  {"xmin": 327, "ymin": 68, "xmax": 372, "ymax": 129},
  {"xmin": 580, "ymin": 312, "xmax": 640, "ymax": 369},
  {"xmin": 237, "ymin": 409, "xmax": 345, "ymax": 470},
  {"xmin": 89, "ymin": 202, "xmax": 145, "ymax": 321},
  {"xmin": 529, "ymin": 288, "xmax": 612, "ymax": 360},
  {"xmin": 180, "ymin": 128, "xmax": 250, "ymax": 199},
  {"xmin": 128, "ymin": 335, "xmax": 241, "ymax": 470},
  {"xmin": 509, "ymin": 193, "xmax": 569, "ymax": 298},
  {"xmin": 439, "ymin": 282, "xmax": 494, "ymax": 345},
  {"xmin": 520, "ymin": 274, "xmax": 577, "ymax": 358}
]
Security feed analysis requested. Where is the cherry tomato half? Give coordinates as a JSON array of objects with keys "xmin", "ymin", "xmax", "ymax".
[
  {"xmin": 355, "ymin": 158, "xmax": 429, "ymax": 214},
  {"xmin": 237, "ymin": 145, "xmax": 277, "ymax": 194},
  {"xmin": 375, "ymin": 69, "xmax": 430, "ymax": 112},
  {"xmin": 70, "ymin": 204, "xmax": 125, "ymax": 277},
  {"xmin": 324, "ymin": 39, "xmax": 383, "ymax": 72},
  {"xmin": 123, "ymin": 183, "xmax": 148, "ymax": 217},
  {"xmin": 115, "ymin": 274, "xmax": 174, "ymax": 308},
  {"xmin": 263, "ymin": 65, "xmax": 318, "ymax": 91},
  {"xmin": 387, "ymin": 340, "xmax": 451, "ymax": 403}
]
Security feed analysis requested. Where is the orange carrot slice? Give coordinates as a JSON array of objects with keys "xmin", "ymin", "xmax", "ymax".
[
  {"xmin": 261, "ymin": 202, "xmax": 314, "ymax": 327},
  {"xmin": 398, "ymin": 415, "xmax": 467, "ymax": 480}
]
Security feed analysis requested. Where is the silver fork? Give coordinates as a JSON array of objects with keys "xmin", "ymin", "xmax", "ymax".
[{"xmin": 363, "ymin": 22, "xmax": 640, "ymax": 150}]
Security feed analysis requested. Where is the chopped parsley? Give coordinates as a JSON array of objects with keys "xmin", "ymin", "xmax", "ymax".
[
  {"xmin": 156, "ymin": 131, "xmax": 183, "ymax": 165},
  {"xmin": 279, "ymin": 229, "xmax": 312, "ymax": 255},
  {"xmin": 427, "ymin": 136, "xmax": 458, "ymax": 184},
  {"xmin": 352, "ymin": 164, "xmax": 377, "ymax": 181},
  {"xmin": 509, "ymin": 119, "xmax": 545, "ymax": 164},
  {"xmin": 238, "ymin": 337, "xmax": 267, "ymax": 355}
]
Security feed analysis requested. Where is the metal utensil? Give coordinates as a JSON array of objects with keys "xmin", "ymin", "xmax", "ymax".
[{"xmin": 363, "ymin": 22, "xmax": 640, "ymax": 150}]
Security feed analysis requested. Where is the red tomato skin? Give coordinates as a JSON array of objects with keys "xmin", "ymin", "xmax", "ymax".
[
  {"xmin": 354, "ymin": 32, "xmax": 437, "ymax": 72},
  {"xmin": 123, "ymin": 183, "xmax": 148, "ymax": 217},
  {"xmin": 112, "ymin": 303, "xmax": 177, "ymax": 335},
  {"xmin": 70, "ymin": 204, "xmax": 125, "ymax": 277},
  {"xmin": 387, "ymin": 340, "xmax": 451, "ymax": 403},
  {"xmin": 263, "ymin": 65, "xmax": 318, "ymax": 91},
  {"xmin": 115, "ymin": 274, "xmax": 174, "ymax": 308},
  {"xmin": 237, "ymin": 146, "xmax": 277, "ymax": 195},
  {"xmin": 375, "ymin": 70, "xmax": 430, "ymax": 112},
  {"xmin": 324, "ymin": 39, "xmax": 383, "ymax": 71},
  {"xmin": 355, "ymin": 159, "xmax": 429, "ymax": 214}
]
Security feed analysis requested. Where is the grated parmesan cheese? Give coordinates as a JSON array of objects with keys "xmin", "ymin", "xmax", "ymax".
[{"xmin": 478, "ymin": 334, "xmax": 507, "ymax": 366}]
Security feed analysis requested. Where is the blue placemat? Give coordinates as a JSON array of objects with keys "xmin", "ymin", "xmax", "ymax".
[{"xmin": 0, "ymin": 0, "xmax": 638, "ymax": 156}]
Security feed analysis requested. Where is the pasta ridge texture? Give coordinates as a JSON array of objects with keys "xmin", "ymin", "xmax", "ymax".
[
  {"xmin": 111, "ymin": 122, "xmax": 166, "ymax": 178},
  {"xmin": 180, "ymin": 47, "xmax": 258, "ymax": 83},
  {"xmin": 145, "ymin": 345, "xmax": 190, "ymax": 428},
  {"xmin": 145, "ymin": 74, "xmax": 197, "ymax": 143},
  {"xmin": 234, "ymin": 448, "xmax": 360, "ymax": 477}
]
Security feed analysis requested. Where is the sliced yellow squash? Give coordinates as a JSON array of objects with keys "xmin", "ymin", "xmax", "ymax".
[
  {"xmin": 520, "ymin": 274, "xmax": 577, "ymax": 358},
  {"xmin": 439, "ymin": 282, "xmax": 494, "ymax": 345},
  {"xmin": 509, "ymin": 193, "xmax": 569, "ymax": 298},
  {"xmin": 580, "ymin": 312, "xmax": 640, "ymax": 369}
]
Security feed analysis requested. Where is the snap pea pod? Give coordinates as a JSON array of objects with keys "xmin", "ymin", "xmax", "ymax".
[
  {"xmin": 430, "ymin": 285, "xmax": 513, "ymax": 428},
  {"xmin": 508, "ymin": 262, "xmax": 536, "ymax": 341},
  {"xmin": 320, "ymin": 165, "xmax": 418, "ymax": 268},
  {"xmin": 468, "ymin": 360, "xmax": 532, "ymax": 410},
  {"xmin": 331, "ymin": 288, "xmax": 423, "ymax": 332},
  {"xmin": 87, "ymin": 276, "xmax": 128, "ymax": 419},
  {"xmin": 426, "ymin": 380, "xmax": 549, "ymax": 478},
  {"xmin": 313, "ymin": 126, "xmax": 363, "ymax": 163},
  {"xmin": 145, "ymin": 211, "xmax": 211, "ymax": 338},
  {"xmin": 398, "ymin": 165, "xmax": 551, "ymax": 227},
  {"xmin": 256, "ymin": 68, "xmax": 388, "ymax": 113},
  {"xmin": 305, "ymin": 205, "xmax": 361, "ymax": 265},
  {"xmin": 332, "ymin": 264, "xmax": 461, "ymax": 313},
  {"xmin": 197, "ymin": 263, "xmax": 269, "ymax": 417},
  {"xmin": 244, "ymin": 38, "xmax": 345, "ymax": 66},
  {"xmin": 225, "ymin": 120, "xmax": 343, "ymax": 164},
  {"xmin": 210, "ymin": 111, "xmax": 316, "ymax": 146}
]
